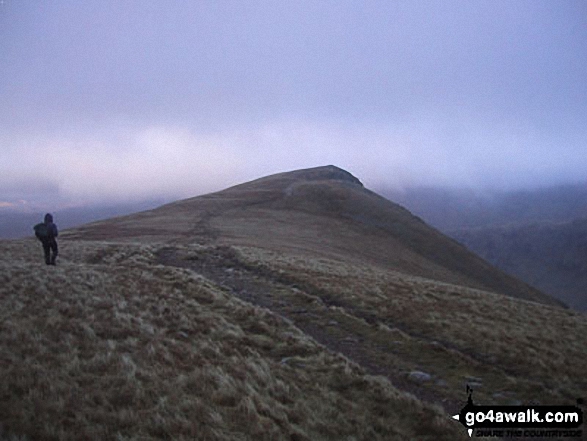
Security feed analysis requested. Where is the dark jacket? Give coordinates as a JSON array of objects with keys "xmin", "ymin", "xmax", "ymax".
[{"xmin": 44, "ymin": 213, "xmax": 58, "ymax": 239}]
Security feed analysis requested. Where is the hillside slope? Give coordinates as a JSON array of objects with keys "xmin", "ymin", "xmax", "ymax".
[
  {"xmin": 452, "ymin": 218, "xmax": 587, "ymax": 311},
  {"xmin": 66, "ymin": 165, "xmax": 560, "ymax": 307}
]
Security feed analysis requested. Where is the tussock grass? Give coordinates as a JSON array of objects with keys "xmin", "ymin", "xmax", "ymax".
[
  {"xmin": 234, "ymin": 245, "xmax": 587, "ymax": 406},
  {"xmin": 0, "ymin": 239, "xmax": 466, "ymax": 440}
]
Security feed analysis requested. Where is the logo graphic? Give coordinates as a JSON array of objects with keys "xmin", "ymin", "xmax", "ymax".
[{"xmin": 452, "ymin": 386, "xmax": 583, "ymax": 438}]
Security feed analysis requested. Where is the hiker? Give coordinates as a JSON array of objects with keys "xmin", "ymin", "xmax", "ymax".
[{"xmin": 34, "ymin": 213, "xmax": 59, "ymax": 265}]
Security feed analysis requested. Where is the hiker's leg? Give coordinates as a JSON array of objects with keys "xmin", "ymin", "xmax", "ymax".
[
  {"xmin": 50, "ymin": 240, "xmax": 58, "ymax": 265},
  {"xmin": 42, "ymin": 241, "xmax": 51, "ymax": 265}
]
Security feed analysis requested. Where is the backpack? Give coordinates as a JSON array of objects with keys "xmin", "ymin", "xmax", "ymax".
[{"xmin": 34, "ymin": 223, "xmax": 49, "ymax": 240}]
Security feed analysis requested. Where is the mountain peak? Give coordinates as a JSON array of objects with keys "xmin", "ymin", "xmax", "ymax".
[
  {"xmin": 287, "ymin": 165, "xmax": 363, "ymax": 186},
  {"xmin": 238, "ymin": 165, "xmax": 364, "ymax": 191}
]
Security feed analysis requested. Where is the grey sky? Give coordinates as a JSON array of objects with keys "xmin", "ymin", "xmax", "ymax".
[{"xmin": 1, "ymin": 1, "xmax": 586, "ymax": 209}]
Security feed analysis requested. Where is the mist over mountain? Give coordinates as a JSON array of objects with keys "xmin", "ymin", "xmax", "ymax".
[
  {"xmin": 452, "ymin": 219, "xmax": 587, "ymax": 312},
  {"xmin": 3, "ymin": 0, "xmax": 586, "ymax": 436},
  {"xmin": 381, "ymin": 183, "xmax": 587, "ymax": 231},
  {"xmin": 382, "ymin": 183, "xmax": 587, "ymax": 311}
]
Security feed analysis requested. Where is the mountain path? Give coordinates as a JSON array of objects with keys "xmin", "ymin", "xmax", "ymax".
[{"xmin": 155, "ymin": 246, "xmax": 463, "ymax": 415}]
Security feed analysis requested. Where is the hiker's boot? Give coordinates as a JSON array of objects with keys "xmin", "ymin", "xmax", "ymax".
[{"xmin": 50, "ymin": 255, "xmax": 57, "ymax": 265}]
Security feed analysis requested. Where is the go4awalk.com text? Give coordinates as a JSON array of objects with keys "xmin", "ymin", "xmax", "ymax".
[{"xmin": 452, "ymin": 386, "xmax": 583, "ymax": 438}]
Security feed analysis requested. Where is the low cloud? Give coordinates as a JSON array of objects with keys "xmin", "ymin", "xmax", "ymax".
[
  {"xmin": 2, "ymin": 1, "xmax": 585, "ymax": 211},
  {"xmin": 2, "ymin": 126, "xmax": 247, "ymax": 206},
  {"xmin": 2, "ymin": 115, "xmax": 586, "ymax": 210}
]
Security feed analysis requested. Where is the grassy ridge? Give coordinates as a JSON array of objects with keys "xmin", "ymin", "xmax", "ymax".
[
  {"xmin": 0, "ymin": 239, "xmax": 465, "ymax": 440},
  {"xmin": 64, "ymin": 166, "xmax": 560, "ymax": 307}
]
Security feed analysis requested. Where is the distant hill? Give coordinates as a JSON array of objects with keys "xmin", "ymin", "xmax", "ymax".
[
  {"xmin": 452, "ymin": 218, "xmax": 587, "ymax": 311},
  {"xmin": 2, "ymin": 166, "xmax": 584, "ymax": 439}
]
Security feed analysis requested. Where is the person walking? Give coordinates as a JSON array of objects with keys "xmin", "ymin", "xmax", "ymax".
[{"xmin": 34, "ymin": 213, "xmax": 59, "ymax": 265}]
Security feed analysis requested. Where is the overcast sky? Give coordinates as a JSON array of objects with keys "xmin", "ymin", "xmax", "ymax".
[{"xmin": 1, "ymin": 0, "xmax": 586, "ymax": 210}]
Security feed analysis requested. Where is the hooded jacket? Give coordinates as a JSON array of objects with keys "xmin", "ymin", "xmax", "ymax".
[{"xmin": 44, "ymin": 213, "xmax": 58, "ymax": 238}]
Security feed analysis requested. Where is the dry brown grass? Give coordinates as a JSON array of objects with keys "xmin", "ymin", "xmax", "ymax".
[
  {"xmin": 233, "ymin": 245, "xmax": 587, "ymax": 407},
  {"xmin": 0, "ymin": 238, "xmax": 466, "ymax": 440}
]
